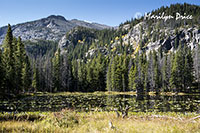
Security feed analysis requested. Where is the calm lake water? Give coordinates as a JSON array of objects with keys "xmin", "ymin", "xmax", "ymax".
[{"xmin": 0, "ymin": 94, "xmax": 199, "ymax": 112}]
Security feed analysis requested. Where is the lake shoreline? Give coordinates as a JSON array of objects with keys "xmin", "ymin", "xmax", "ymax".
[
  {"xmin": 0, "ymin": 92, "xmax": 199, "ymax": 113},
  {"xmin": 14, "ymin": 91, "xmax": 200, "ymax": 97}
]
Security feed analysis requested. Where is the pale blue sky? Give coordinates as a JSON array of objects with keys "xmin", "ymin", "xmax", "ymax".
[{"xmin": 0, "ymin": 0, "xmax": 199, "ymax": 27}]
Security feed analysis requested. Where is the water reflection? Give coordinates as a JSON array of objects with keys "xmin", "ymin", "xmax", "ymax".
[
  {"xmin": 106, "ymin": 94, "xmax": 200, "ymax": 112},
  {"xmin": 0, "ymin": 94, "xmax": 199, "ymax": 112}
]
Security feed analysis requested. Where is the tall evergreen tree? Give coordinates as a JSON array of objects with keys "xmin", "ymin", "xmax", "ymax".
[
  {"xmin": 128, "ymin": 53, "xmax": 142, "ymax": 92},
  {"xmin": 32, "ymin": 64, "xmax": 39, "ymax": 92},
  {"xmin": 21, "ymin": 56, "xmax": 32, "ymax": 91},
  {"xmin": 61, "ymin": 56, "xmax": 72, "ymax": 92},
  {"xmin": 110, "ymin": 56, "xmax": 118, "ymax": 91},
  {"xmin": 111, "ymin": 56, "xmax": 124, "ymax": 91},
  {"xmin": 15, "ymin": 37, "xmax": 26, "ymax": 91},
  {"xmin": 77, "ymin": 61, "xmax": 87, "ymax": 91},
  {"xmin": 138, "ymin": 53, "xmax": 146, "ymax": 93},
  {"xmin": 95, "ymin": 53, "xmax": 107, "ymax": 91},
  {"xmin": 2, "ymin": 24, "xmax": 15, "ymax": 93},
  {"xmin": 153, "ymin": 50, "xmax": 161, "ymax": 93},
  {"xmin": 193, "ymin": 43, "xmax": 200, "ymax": 91},
  {"xmin": 53, "ymin": 48, "xmax": 62, "ymax": 91},
  {"xmin": 170, "ymin": 45, "xmax": 184, "ymax": 92},
  {"xmin": 147, "ymin": 51, "xmax": 154, "ymax": 92},
  {"xmin": 122, "ymin": 54, "xmax": 129, "ymax": 91},
  {"xmin": 131, "ymin": 63, "xmax": 138, "ymax": 91},
  {"xmin": 72, "ymin": 60, "xmax": 79, "ymax": 91},
  {"xmin": 144, "ymin": 59, "xmax": 150, "ymax": 92},
  {"xmin": 128, "ymin": 64, "xmax": 135, "ymax": 91},
  {"xmin": 106, "ymin": 57, "xmax": 112, "ymax": 91},
  {"xmin": 162, "ymin": 54, "xmax": 169, "ymax": 92},
  {"xmin": 0, "ymin": 50, "xmax": 5, "ymax": 92},
  {"xmin": 183, "ymin": 45, "xmax": 193, "ymax": 92}
]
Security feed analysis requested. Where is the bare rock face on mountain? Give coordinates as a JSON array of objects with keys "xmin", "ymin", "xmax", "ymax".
[
  {"xmin": 59, "ymin": 20, "xmax": 200, "ymax": 58},
  {"xmin": 58, "ymin": 35, "xmax": 70, "ymax": 54},
  {"xmin": 0, "ymin": 15, "xmax": 110, "ymax": 44},
  {"xmin": 58, "ymin": 26, "xmax": 97, "ymax": 54},
  {"xmin": 107, "ymin": 22, "xmax": 200, "ymax": 56}
]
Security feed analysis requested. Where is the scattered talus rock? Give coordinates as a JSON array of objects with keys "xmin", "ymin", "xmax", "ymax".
[{"xmin": 0, "ymin": 15, "xmax": 111, "ymax": 44}]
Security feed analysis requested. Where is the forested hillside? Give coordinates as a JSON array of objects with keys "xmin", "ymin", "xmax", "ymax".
[{"xmin": 0, "ymin": 3, "xmax": 200, "ymax": 95}]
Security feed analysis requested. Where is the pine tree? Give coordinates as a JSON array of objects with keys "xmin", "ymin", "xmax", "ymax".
[
  {"xmin": 162, "ymin": 54, "xmax": 169, "ymax": 92},
  {"xmin": 21, "ymin": 56, "xmax": 32, "ymax": 91},
  {"xmin": 0, "ymin": 50, "xmax": 5, "ymax": 92},
  {"xmin": 32, "ymin": 64, "xmax": 39, "ymax": 92},
  {"xmin": 53, "ymin": 48, "xmax": 62, "ymax": 91},
  {"xmin": 170, "ymin": 53, "xmax": 179, "ymax": 91},
  {"xmin": 86, "ymin": 57, "xmax": 101, "ymax": 92},
  {"xmin": 122, "ymin": 54, "xmax": 129, "ymax": 91},
  {"xmin": 144, "ymin": 60, "xmax": 150, "ymax": 92},
  {"xmin": 128, "ymin": 53, "xmax": 142, "ymax": 92},
  {"xmin": 170, "ymin": 45, "xmax": 184, "ymax": 92},
  {"xmin": 183, "ymin": 45, "xmax": 193, "ymax": 92},
  {"xmin": 178, "ymin": 44, "xmax": 185, "ymax": 91},
  {"xmin": 128, "ymin": 65, "xmax": 135, "ymax": 91},
  {"xmin": 131, "ymin": 64, "xmax": 138, "ymax": 91},
  {"xmin": 138, "ymin": 53, "xmax": 146, "ymax": 93},
  {"xmin": 193, "ymin": 43, "xmax": 200, "ymax": 91},
  {"xmin": 111, "ymin": 56, "xmax": 118, "ymax": 91},
  {"xmin": 146, "ymin": 51, "xmax": 154, "ymax": 92},
  {"xmin": 115, "ymin": 65, "xmax": 123, "ymax": 91},
  {"xmin": 2, "ymin": 24, "xmax": 15, "ymax": 93},
  {"xmin": 77, "ymin": 61, "xmax": 87, "ymax": 91},
  {"xmin": 153, "ymin": 50, "xmax": 161, "ymax": 93},
  {"xmin": 92, "ymin": 57, "xmax": 101, "ymax": 91},
  {"xmin": 106, "ymin": 57, "xmax": 112, "ymax": 91},
  {"xmin": 12, "ymin": 37, "xmax": 17, "ymax": 53},
  {"xmin": 170, "ymin": 44, "xmax": 194, "ymax": 92},
  {"xmin": 95, "ymin": 53, "xmax": 106, "ymax": 91},
  {"xmin": 15, "ymin": 37, "xmax": 26, "ymax": 91},
  {"xmin": 61, "ymin": 57, "xmax": 73, "ymax": 92},
  {"xmin": 111, "ymin": 56, "xmax": 124, "ymax": 91},
  {"xmin": 72, "ymin": 60, "xmax": 79, "ymax": 91},
  {"xmin": 61, "ymin": 56, "xmax": 73, "ymax": 92},
  {"xmin": 86, "ymin": 61, "xmax": 94, "ymax": 91}
]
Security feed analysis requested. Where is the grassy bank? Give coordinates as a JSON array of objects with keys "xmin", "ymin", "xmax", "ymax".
[{"xmin": 0, "ymin": 110, "xmax": 199, "ymax": 133}]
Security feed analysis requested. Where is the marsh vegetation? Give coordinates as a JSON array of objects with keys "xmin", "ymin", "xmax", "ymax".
[{"xmin": 0, "ymin": 92, "xmax": 199, "ymax": 132}]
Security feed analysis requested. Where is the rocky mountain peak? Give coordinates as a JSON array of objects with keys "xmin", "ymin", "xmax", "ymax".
[
  {"xmin": 47, "ymin": 15, "xmax": 67, "ymax": 21},
  {"xmin": 0, "ymin": 15, "xmax": 111, "ymax": 44}
]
